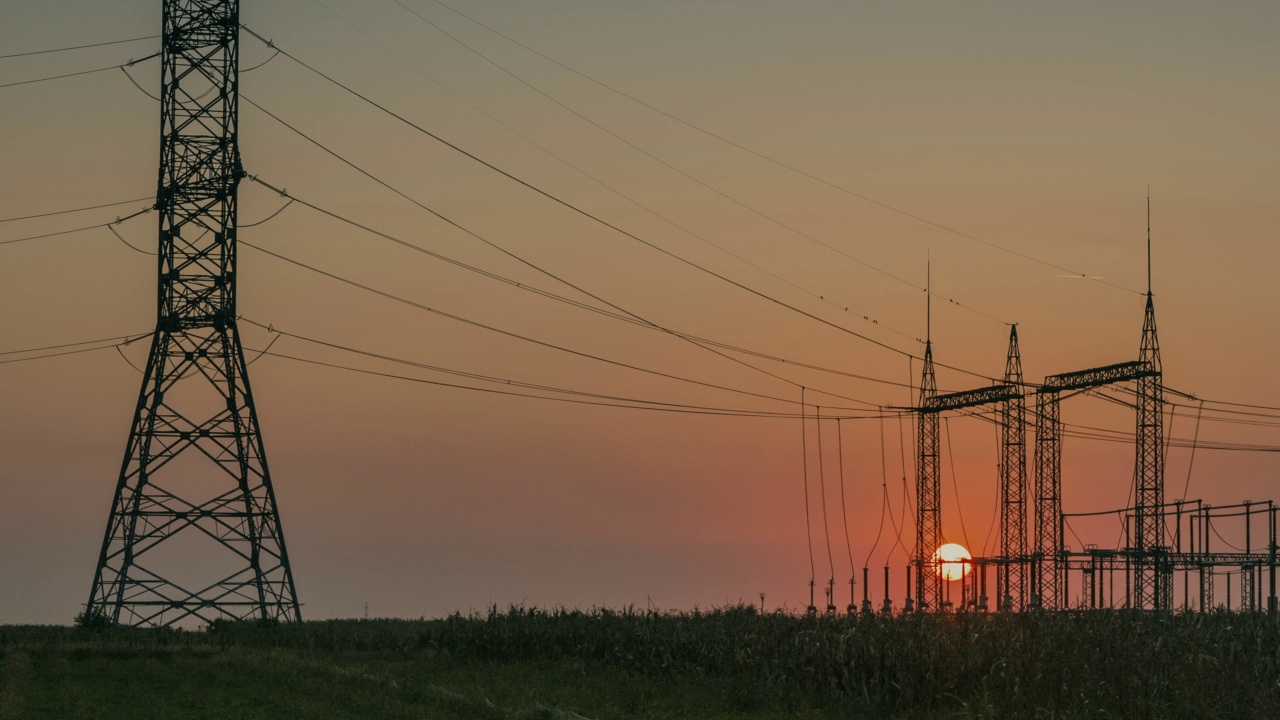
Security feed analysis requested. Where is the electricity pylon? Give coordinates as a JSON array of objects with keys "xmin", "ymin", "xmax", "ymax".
[
  {"xmin": 998, "ymin": 325, "xmax": 1028, "ymax": 610},
  {"xmin": 915, "ymin": 266, "xmax": 942, "ymax": 611},
  {"xmin": 1133, "ymin": 197, "xmax": 1167, "ymax": 610},
  {"xmin": 84, "ymin": 0, "xmax": 301, "ymax": 627}
]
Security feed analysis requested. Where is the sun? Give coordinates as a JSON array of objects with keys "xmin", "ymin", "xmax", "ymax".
[{"xmin": 931, "ymin": 543, "xmax": 972, "ymax": 582}]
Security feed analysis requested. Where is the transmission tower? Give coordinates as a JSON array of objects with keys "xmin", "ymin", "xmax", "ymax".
[
  {"xmin": 1032, "ymin": 388, "xmax": 1063, "ymax": 609},
  {"xmin": 84, "ymin": 0, "xmax": 301, "ymax": 627},
  {"xmin": 998, "ymin": 325, "xmax": 1028, "ymax": 609},
  {"xmin": 1133, "ymin": 198, "xmax": 1167, "ymax": 610},
  {"xmin": 915, "ymin": 269, "xmax": 942, "ymax": 611}
]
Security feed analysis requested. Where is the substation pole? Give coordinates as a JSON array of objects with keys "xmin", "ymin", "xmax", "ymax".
[
  {"xmin": 916, "ymin": 323, "xmax": 942, "ymax": 611},
  {"xmin": 1133, "ymin": 201, "xmax": 1168, "ymax": 611},
  {"xmin": 999, "ymin": 325, "xmax": 1028, "ymax": 610},
  {"xmin": 1033, "ymin": 390, "xmax": 1062, "ymax": 608},
  {"xmin": 84, "ymin": 0, "xmax": 301, "ymax": 628}
]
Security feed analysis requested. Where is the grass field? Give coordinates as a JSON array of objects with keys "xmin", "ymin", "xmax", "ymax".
[{"xmin": 0, "ymin": 606, "xmax": 1275, "ymax": 719}]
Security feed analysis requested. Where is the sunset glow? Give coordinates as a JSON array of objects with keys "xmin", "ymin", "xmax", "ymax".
[{"xmin": 932, "ymin": 543, "xmax": 972, "ymax": 582}]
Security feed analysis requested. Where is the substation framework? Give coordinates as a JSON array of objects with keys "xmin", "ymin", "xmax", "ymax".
[{"xmin": 902, "ymin": 290, "xmax": 1280, "ymax": 613}]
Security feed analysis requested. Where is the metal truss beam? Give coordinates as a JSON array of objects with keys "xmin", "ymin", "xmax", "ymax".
[{"xmin": 923, "ymin": 383, "xmax": 1021, "ymax": 414}]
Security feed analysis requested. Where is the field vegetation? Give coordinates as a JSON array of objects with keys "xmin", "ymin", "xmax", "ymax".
[{"xmin": 0, "ymin": 606, "xmax": 1275, "ymax": 718}]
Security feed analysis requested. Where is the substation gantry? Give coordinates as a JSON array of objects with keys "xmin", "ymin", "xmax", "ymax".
[{"xmin": 905, "ymin": 289, "xmax": 1279, "ymax": 613}]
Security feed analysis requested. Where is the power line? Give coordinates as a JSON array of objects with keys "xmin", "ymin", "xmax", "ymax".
[
  {"xmin": 0, "ymin": 197, "xmax": 151, "ymax": 224},
  {"xmin": 0, "ymin": 35, "xmax": 158, "ymax": 61},
  {"xmin": 238, "ymin": 318, "xmax": 864, "ymax": 419},
  {"xmin": 0, "ymin": 207, "xmax": 152, "ymax": 247},
  {"xmin": 257, "ymin": 347, "xmax": 867, "ymax": 420},
  {"xmin": 0, "ymin": 339, "xmax": 139, "ymax": 365},
  {"xmin": 244, "ymin": 175, "xmax": 906, "ymax": 399},
  {"xmin": 0, "ymin": 52, "xmax": 159, "ymax": 90},
  {"xmin": 238, "ymin": 239, "xmax": 877, "ymax": 413},
  {"xmin": 0, "ymin": 332, "xmax": 148, "ymax": 358},
  {"xmin": 239, "ymin": 27, "xmax": 1003, "ymax": 385},
  {"xmin": 422, "ymin": 0, "xmax": 1139, "ymax": 297},
  {"xmin": 240, "ymin": 96, "xmax": 884, "ymax": 408},
  {"xmin": 245, "ymin": 94, "xmax": 861, "ymax": 405},
  {"xmin": 392, "ymin": 0, "xmax": 1008, "ymax": 328},
  {"xmin": 301, "ymin": 0, "xmax": 919, "ymax": 345}
]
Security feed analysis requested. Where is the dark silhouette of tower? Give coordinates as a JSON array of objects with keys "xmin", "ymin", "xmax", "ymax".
[
  {"xmin": 84, "ymin": 0, "xmax": 301, "ymax": 627},
  {"xmin": 999, "ymin": 326, "xmax": 1028, "ymax": 609},
  {"xmin": 1133, "ymin": 197, "xmax": 1167, "ymax": 610},
  {"xmin": 916, "ymin": 268, "xmax": 942, "ymax": 611}
]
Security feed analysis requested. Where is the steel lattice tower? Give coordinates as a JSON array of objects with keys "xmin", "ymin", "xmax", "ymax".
[
  {"xmin": 915, "ymin": 283, "xmax": 942, "ymax": 611},
  {"xmin": 84, "ymin": 0, "xmax": 301, "ymax": 627},
  {"xmin": 998, "ymin": 325, "xmax": 1028, "ymax": 609},
  {"xmin": 1033, "ymin": 390, "xmax": 1063, "ymax": 608},
  {"xmin": 1133, "ymin": 201, "xmax": 1167, "ymax": 610}
]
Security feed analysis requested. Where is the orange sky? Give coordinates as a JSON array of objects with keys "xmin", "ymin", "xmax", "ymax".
[{"xmin": 1, "ymin": 0, "xmax": 1278, "ymax": 622}]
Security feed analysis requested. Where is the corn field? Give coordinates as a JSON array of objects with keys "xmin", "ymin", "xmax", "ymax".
[{"xmin": 5, "ymin": 607, "xmax": 1278, "ymax": 718}]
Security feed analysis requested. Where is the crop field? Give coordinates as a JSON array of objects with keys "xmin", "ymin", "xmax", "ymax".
[{"xmin": 0, "ymin": 607, "xmax": 1276, "ymax": 719}]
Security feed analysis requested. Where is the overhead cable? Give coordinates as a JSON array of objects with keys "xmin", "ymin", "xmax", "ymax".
[
  {"xmin": 238, "ymin": 27, "xmax": 1002, "ymax": 385},
  {"xmin": 0, "ymin": 51, "xmax": 159, "ymax": 90},
  {"xmin": 421, "ymin": 0, "xmax": 1138, "ymax": 296},
  {"xmin": 304, "ymin": 0, "xmax": 918, "ymax": 344},
  {"xmin": 392, "ymin": 0, "xmax": 1006, "ymax": 328},
  {"xmin": 0, "ymin": 35, "xmax": 158, "ymax": 60}
]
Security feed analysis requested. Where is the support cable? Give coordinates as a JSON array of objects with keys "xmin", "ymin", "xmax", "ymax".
[
  {"xmin": 106, "ymin": 224, "xmax": 153, "ymax": 255},
  {"xmin": 241, "ymin": 198, "xmax": 295, "ymax": 228},
  {"xmin": 119, "ymin": 66, "xmax": 160, "ymax": 101}
]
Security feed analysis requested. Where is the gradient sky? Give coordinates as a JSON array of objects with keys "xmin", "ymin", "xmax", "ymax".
[{"xmin": 1, "ymin": 0, "xmax": 1278, "ymax": 623}]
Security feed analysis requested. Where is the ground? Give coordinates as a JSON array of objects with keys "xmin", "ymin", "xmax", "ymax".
[{"xmin": 0, "ymin": 608, "xmax": 1275, "ymax": 719}]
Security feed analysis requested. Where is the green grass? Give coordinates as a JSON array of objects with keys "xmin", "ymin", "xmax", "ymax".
[{"xmin": 0, "ymin": 607, "xmax": 1276, "ymax": 719}]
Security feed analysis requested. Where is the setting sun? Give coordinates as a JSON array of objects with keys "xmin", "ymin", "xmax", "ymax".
[{"xmin": 932, "ymin": 543, "xmax": 972, "ymax": 582}]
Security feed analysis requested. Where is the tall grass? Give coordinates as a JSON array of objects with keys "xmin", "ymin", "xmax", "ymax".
[{"xmin": 3, "ymin": 607, "xmax": 1275, "ymax": 718}]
